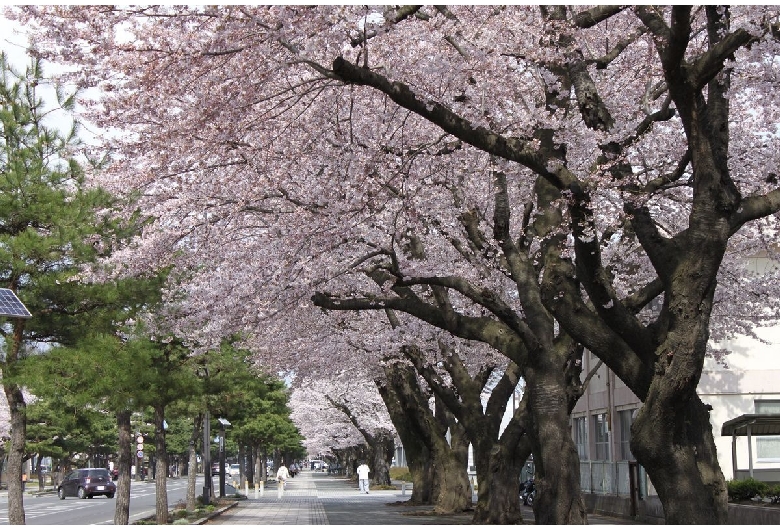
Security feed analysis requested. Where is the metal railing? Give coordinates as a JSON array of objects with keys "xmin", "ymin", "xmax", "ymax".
[{"xmin": 579, "ymin": 460, "xmax": 655, "ymax": 498}]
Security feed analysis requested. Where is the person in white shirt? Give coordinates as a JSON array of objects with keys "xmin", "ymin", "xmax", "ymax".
[
  {"xmin": 356, "ymin": 462, "xmax": 370, "ymax": 494},
  {"xmin": 276, "ymin": 463, "xmax": 290, "ymax": 499}
]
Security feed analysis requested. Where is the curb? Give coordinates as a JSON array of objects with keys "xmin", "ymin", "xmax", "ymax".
[{"xmin": 193, "ymin": 501, "xmax": 239, "ymax": 525}]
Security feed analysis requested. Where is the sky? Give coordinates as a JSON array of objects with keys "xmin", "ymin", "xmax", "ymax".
[
  {"xmin": 0, "ymin": 12, "xmax": 30, "ymax": 69},
  {"xmin": 1, "ymin": 11, "xmax": 90, "ymax": 140}
]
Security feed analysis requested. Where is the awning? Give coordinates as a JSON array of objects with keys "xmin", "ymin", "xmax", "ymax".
[
  {"xmin": 721, "ymin": 414, "xmax": 780, "ymax": 479},
  {"xmin": 722, "ymin": 414, "xmax": 780, "ymax": 437}
]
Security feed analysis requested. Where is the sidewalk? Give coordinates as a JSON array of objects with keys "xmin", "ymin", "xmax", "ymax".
[{"xmin": 205, "ymin": 470, "xmax": 636, "ymax": 525}]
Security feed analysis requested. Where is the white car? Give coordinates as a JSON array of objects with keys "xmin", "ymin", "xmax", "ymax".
[{"xmin": 229, "ymin": 464, "xmax": 241, "ymax": 477}]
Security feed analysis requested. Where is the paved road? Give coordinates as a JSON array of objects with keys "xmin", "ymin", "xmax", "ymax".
[
  {"xmin": 207, "ymin": 470, "xmax": 636, "ymax": 525},
  {"xmin": 0, "ymin": 476, "xmax": 215, "ymax": 525}
]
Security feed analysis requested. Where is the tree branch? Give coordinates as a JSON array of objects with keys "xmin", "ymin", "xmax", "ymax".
[{"xmin": 330, "ymin": 57, "xmax": 572, "ymax": 190}]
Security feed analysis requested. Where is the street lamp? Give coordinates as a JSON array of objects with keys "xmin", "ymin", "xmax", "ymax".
[{"xmin": 218, "ymin": 418, "xmax": 231, "ymax": 497}]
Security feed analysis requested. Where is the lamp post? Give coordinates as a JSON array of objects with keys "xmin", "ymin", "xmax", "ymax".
[{"xmin": 217, "ymin": 418, "xmax": 231, "ymax": 497}]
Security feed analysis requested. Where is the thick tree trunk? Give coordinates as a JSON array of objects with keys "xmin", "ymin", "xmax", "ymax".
[
  {"xmin": 526, "ymin": 370, "xmax": 587, "ymax": 524},
  {"xmin": 154, "ymin": 405, "xmax": 169, "ymax": 523},
  {"xmin": 632, "ymin": 388, "xmax": 727, "ymax": 524},
  {"xmin": 378, "ymin": 361, "xmax": 471, "ymax": 512},
  {"xmin": 475, "ymin": 439, "xmax": 529, "ymax": 525},
  {"xmin": 114, "ymin": 410, "xmax": 132, "ymax": 525},
  {"xmin": 430, "ymin": 398, "xmax": 471, "ymax": 515},
  {"xmin": 370, "ymin": 429, "xmax": 394, "ymax": 486},
  {"xmin": 377, "ymin": 370, "xmax": 433, "ymax": 503},
  {"xmin": 430, "ymin": 435, "xmax": 471, "ymax": 515},
  {"xmin": 471, "ymin": 435, "xmax": 526, "ymax": 525},
  {"xmin": 4, "ymin": 382, "xmax": 26, "ymax": 525}
]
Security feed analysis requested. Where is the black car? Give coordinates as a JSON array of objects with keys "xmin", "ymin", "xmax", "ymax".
[{"xmin": 58, "ymin": 468, "xmax": 116, "ymax": 499}]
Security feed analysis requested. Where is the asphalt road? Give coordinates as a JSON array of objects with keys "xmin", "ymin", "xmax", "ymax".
[{"xmin": 0, "ymin": 475, "xmax": 233, "ymax": 525}]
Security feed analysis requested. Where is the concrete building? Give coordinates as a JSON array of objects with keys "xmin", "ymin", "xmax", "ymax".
[{"xmin": 572, "ymin": 310, "xmax": 780, "ymax": 498}]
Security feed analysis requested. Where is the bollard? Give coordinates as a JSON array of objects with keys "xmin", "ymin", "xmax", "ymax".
[
  {"xmin": 401, "ymin": 481, "xmax": 406, "ymax": 495},
  {"xmin": 245, "ymin": 480, "xmax": 249, "ymax": 497},
  {"xmin": 260, "ymin": 481, "xmax": 264, "ymax": 497}
]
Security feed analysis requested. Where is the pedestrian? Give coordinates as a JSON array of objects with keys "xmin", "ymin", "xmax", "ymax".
[
  {"xmin": 276, "ymin": 462, "xmax": 290, "ymax": 499},
  {"xmin": 356, "ymin": 461, "xmax": 370, "ymax": 494}
]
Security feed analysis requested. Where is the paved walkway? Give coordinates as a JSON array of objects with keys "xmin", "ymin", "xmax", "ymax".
[{"xmin": 205, "ymin": 470, "xmax": 636, "ymax": 525}]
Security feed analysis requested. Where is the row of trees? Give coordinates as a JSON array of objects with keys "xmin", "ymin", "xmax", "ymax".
[
  {"xmin": 0, "ymin": 53, "xmax": 305, "ymax": 524},
  {"xmin": 8, "ymin": 5, "xmax": 780, "ymax": 525}
]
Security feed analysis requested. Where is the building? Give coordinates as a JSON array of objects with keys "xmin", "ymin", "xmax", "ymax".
[{"xmin": 571, "ymin": 322, "xmax": 780, "ymax": 496}]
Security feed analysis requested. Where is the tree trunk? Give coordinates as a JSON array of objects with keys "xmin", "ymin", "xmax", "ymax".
[
  {"xmin": 370, "ymin": 429, "xmax": 394, "ymax": 486},
  {"xmin": 430, "ymin": 434, "xmax": 471, "ymax": 514},
  {"xmin": 114, "ymin": 410, "xmax": 132, "ymax": 525},
  {"xmin": 526, "ymin": 370, "xmax": 587, "ymax": 524},
  {"xmin": 154, "ymin": 405, "xmax": 169, "ymax": 524},
  {"xmin": 378, "ymin": 361, "xmax": 471, "ymax": 511},
  {"xmin": 3, "ymin": 322, "xmax": 26, "ymax": 525},
  {"xmin": 186, "ymin": 414, "xmax": 201, "ymax": 512},
  {"xmin": 3, "ymin": 382, "xmax": 26, "ymax": 525},
  {"xmin": 632, "ymin": 387, "xmax": 727, "ymax": 524},
  {"xmin": 259, "ymin": 449, "xmax": 265, "ymax": 483},
  {"xmin": 475, "ymin": 438, "xmax": 529, "ymax": 525}
]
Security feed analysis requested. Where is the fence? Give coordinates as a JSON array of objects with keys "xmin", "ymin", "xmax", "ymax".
[{"xmin": 579, "ymin": 460, "xmax": 655, "ymax": 498}]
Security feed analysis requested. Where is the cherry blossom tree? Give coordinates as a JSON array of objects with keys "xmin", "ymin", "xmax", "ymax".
[{"xmin": 13, "ymin": 5, "xmax": 780, "ymax": 525}]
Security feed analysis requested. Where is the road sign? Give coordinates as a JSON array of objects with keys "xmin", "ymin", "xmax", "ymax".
[
  {"xmin": 136, "ymin": 435, "xmax": 144, "ymax": 443},
  {"xmin": 137, "ymin": 443, "xmax": 144, "ymax": 451},
  {"xmin": 137, "ymin": 450, "xmax": 144, "ymax": 458}
]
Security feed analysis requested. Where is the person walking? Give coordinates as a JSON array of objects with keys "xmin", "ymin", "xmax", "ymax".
[
  {"xmin": 356, "ymin": 462, "xmax": 370, "ymax": 494},
  {"xmin": 276, "ymin": 462, "xmax": 290, "ymax": 499}
]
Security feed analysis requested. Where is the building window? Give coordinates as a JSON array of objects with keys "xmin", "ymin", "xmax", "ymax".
[
  {"xmin": 755, "ymin": 400, "xmax": 780, "ymax": 461},
  {"xmin": 593, "ymin": 412, "xmax": 610, "ymax": 461},
  {"xmin": 757, "ymin": 438, "xmax": 780, "ymax": 462},
  {"xmin": 573, "ymin": 416, "xmax": 588, "ymax": 460},
  {"xmin": 755, "ymin": 400, "xmax": 780, "ymax": 414},
  {"xmin": 617, "ymin": 409, "xmax": 634, "ymax": 461}
]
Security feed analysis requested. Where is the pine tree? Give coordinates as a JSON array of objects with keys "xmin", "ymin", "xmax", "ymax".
[{"xmin": 0, "ymin": 52, "xmax": 148, "ymax": 524}]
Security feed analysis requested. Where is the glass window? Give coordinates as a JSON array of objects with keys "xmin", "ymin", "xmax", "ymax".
[
  {"xmin": 593, "ymin": 412, "xmax": 610, "ymax": 461},
  {"xmin": 618, "ymin": 409, "xmax": 634, "ymax": 461},
  {"xmin": 755, "ymin": 400, "xmax": 780, "ymax": 414},
  {"xmin": 754, "ymin": 401, "xmax": 780, "ymax": 461},
  {"xmin": 757, "ymin": 438, "xmax": 780, "ymax": 461},
  {"xmin": 572, "ymin": 416, "xmax": 588, "ymax": 460}
]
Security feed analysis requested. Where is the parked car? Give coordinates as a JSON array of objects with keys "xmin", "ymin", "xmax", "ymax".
[
  {"xmin": 58, "ymin": 468, "xmax": 116, "ymax": 499},
  {"xmin": 229, "ymin": 464, "xmax": 241, "ymax": 478},
  {"xmin": 212, "ymin": 463, "xmax": 230, "ymax": 476}
]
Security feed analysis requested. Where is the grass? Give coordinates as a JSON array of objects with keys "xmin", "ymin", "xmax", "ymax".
[{"xmin": 389, "ymin": 467, "xmax": 413, "ymax": 483}]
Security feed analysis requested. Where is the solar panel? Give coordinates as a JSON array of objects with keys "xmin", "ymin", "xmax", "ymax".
[{"xmin": 0, "ymin": 288, "xmax": 32, "ymax": 318}]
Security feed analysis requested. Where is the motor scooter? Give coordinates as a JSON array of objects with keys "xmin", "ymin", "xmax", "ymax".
[{"xmin": 520, "ymin": 477, "xmax": 535, "ymax": 506}]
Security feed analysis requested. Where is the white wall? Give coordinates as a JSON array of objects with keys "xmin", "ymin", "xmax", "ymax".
[{"xmin": 699, "ymin": 325, "xmax": 780, "ymax": 480}]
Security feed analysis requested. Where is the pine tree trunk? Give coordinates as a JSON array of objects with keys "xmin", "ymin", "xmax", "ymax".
[
  {"xmin": 4, "ymin": 382, "xmax": 26, "ymax": 525},
  {"xmin": 114, "ymin": 410, "xmax": 132, "ymax": 525},
  {"xmin": 154, "ymin": 405, "xmax": 169, "ymax": 523},
  {"xmin": 186, "ymin": 415, "xmax": 201, "ymax": 512}
]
